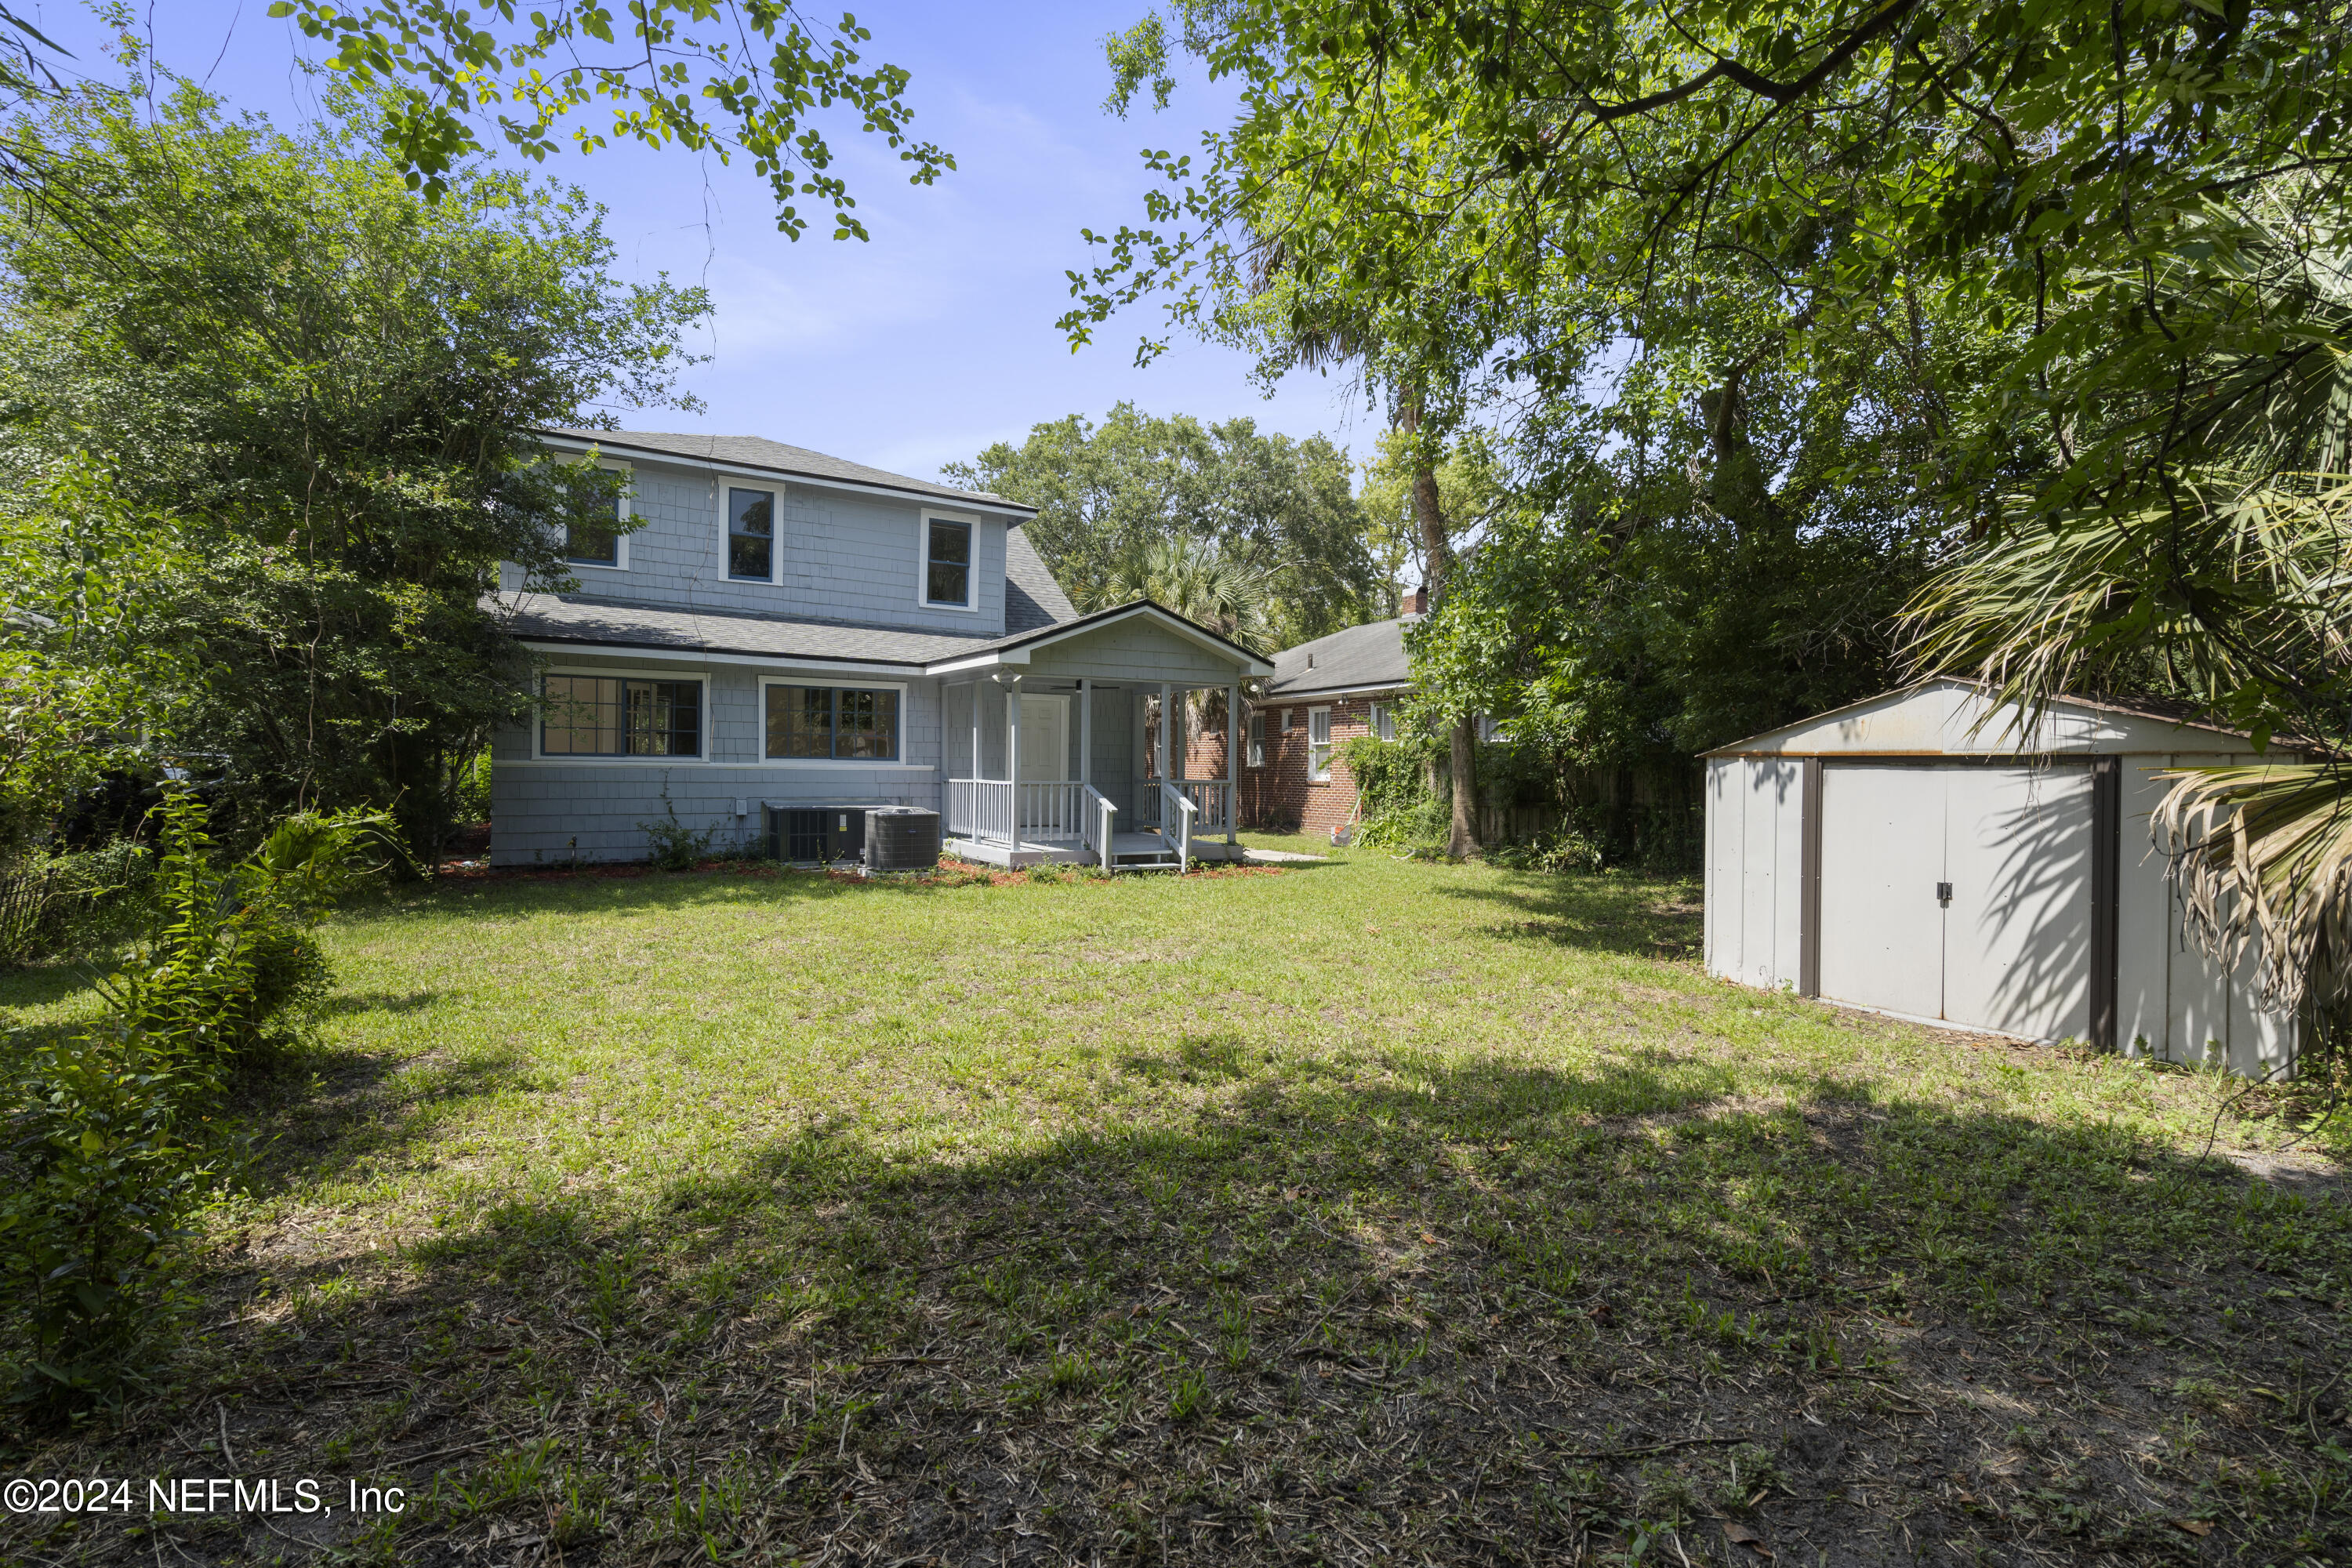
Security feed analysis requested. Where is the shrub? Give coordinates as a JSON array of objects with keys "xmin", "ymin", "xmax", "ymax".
[
  {"xmin": 0, "ymin": 791, "xmax": 395, "ymax": 1409},
  {"xmin": 0, "ymin": 1025, "xmax": 217, "ymax": 1403},
  {"xmin": 640, "ymin": 785, "xmax": 717, "ymax": 871}
]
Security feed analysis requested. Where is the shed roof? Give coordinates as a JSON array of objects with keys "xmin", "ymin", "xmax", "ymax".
[
  {"xmin": 534, "ymin": 426, "xmax": 1033, "ymax": 514},
  {"xmin": 1704, "ymin": 680, "xmax": 2280, "ymax": 758},
  {"xmin": 1265, "ymin": 615, "xmax": 1417, "ymax": 699}
]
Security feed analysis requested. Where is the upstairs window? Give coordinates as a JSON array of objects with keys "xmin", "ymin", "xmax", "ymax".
[
  {"xmin": 565, "ymin": 485, "xmax": 623, "ymax": 568},
  {"xmin": 766, "ymin": 684, "xmax": 901, "ymax": 761},
  {"xmin": 1246, "ymin": 711, "xmax": 1265, "ymax": 768},
  {"xmin": 1308, "ymin": 707, "xmax": 1333, "ymax": 781},
  {"xmin": 924, "ymin": 517, "xmax": 972, "ymax": 608},
  {"xmin": 542, "ymin": 675, "xmax": 699, "ymax": 757},
  {"xmin": 728, "ymin": 488, "xmax": 775, "ymax": 580}
]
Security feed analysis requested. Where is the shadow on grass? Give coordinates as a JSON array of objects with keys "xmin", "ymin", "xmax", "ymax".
[
  {"xmin": 22, "ymin": 1042, "xmax": 2352, "ymax": 1567},
  {"xmin": 1432, "ymin": 869, "xmax": 1706, "ymax": 961}
]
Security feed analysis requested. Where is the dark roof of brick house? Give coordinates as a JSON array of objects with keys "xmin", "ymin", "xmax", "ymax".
[{"xmin": 1265, "ymin": 615, "xmax": 1418, "ymax": 699}]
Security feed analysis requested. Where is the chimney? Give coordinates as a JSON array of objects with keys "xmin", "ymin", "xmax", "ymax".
[{"xmin": 1404, "ymin": 583, "xmax": 1428, "ymax": 616}]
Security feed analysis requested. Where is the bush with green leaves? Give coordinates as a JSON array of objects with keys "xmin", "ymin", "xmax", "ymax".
[{"xmin": 0, "ymin": 792, "xmax": 394, "ymax": 1409}]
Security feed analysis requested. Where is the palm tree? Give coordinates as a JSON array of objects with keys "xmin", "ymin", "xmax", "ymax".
[{"xmin": 1088, "ymin": 535, "xmax": 1276, "ymax": 655}]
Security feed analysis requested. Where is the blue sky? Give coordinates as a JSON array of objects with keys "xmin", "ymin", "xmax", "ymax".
[{"xmin": 22, "ymin": 2, "xmax": 1374, "ymax": 484}]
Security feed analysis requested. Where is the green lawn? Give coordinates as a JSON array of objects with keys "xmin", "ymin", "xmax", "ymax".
[{"xmin": 5, "ymin": 840, "xmax": 2350, "ymax": 1566}]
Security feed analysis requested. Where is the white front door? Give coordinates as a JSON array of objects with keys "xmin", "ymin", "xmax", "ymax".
[{"xmin": 1017, "ymin": 695, "xmax": 1068, "ymax": 782}]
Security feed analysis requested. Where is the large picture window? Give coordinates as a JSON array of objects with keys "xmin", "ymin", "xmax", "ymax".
[
  {"xmin": 542, "ymin": 676, "xmax": 700, "ymax": 757},
  {"xmin": 765, "ymin": 684, "xmax": 900, "ymax": 761},
  {"xmin": 728, "ymin": 488, "xmax": 774, "ymax": 580},
  {"xmin": 924, "ymin": 517, "xmax": 971, "ymax": 607}
]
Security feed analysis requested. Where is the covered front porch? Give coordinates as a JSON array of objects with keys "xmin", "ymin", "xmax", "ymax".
[{"xmin": 927, "ymin": 602, "xmax": 1269, "ymax": 871}]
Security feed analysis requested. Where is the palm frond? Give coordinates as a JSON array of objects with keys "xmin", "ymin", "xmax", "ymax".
[{"xmin": 2156, "ymin": 761, "xmax": 2352, "ymax": 1014}]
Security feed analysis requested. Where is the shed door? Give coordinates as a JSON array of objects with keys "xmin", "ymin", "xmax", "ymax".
[
  {"xmin": 1818, "ymin": 767, "xmax": 1947, "ymax": 1022},
  {"xmin": 1943, "ymin": 766, "xmax": 2093, "ymax": 1040},
  {"xmin": 1817, "ymin": 763, "xmax": 2095, "ymax": 1040}
]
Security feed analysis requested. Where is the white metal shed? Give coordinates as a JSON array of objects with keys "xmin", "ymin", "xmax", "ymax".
[{"xmin": 1703, "ymin": 680, "xmax": 2299, "ymax": 1076}]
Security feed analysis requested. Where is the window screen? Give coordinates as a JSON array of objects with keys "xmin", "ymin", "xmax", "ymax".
[
  {"xmin": 925, "ymin": 518, "xmax": 971, "ymax": 606},
  {"xmin": 1370, "ymin": 702, "xmax": 1396, "ymax": 742},
  {"xmin": 1308, "ymin": 708, "xmax": 1333, "ymax": 781},
  {"xmin": 728, "ymin": 488, "xmax": 774, "ymax": 580},
  {"xmin": 1247, "ymin": 711, "xmax": 1265, "ymax": 768},
  {"xmin": 765, "ymin": 684, "xmax": 900, "ymax": 760},
  {"xmin": 542, "ymin": 676, "xmax": 699, "ymax": 757}
]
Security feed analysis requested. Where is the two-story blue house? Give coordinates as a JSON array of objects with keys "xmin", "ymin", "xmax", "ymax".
[{"xmin": 488, "ymin": 429, "xmax": 1272, "ymax": 869}]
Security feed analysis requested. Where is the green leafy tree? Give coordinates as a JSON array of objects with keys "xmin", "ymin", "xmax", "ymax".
[
  {"xmin": 0, "ymin": 85, "xmax": 709, "ymax": 859},
  {"xmin": 268, "ymin": 1, "xmax": 953, "ymax": 237},
  {"xmin": 945, "ymin": 403, "xmax": 1378, "ymax": 648},
  {"xmin": 0, "ymin": 463, "xmax": 185, "ymax": 859},
  {"xmin": 1081, "ymin": 0, "xmax": 2352, "ymax": 1004}
]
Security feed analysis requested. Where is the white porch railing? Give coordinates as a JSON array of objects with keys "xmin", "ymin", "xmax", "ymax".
[
  {"xmin": 1173, "ymin": 779, "xmax": 1233, "ymax": 836},
  {"xmin": 946, "ymin": 778, "xmax": 1014, "ymax": 843},
  {"xmin": 1160, "ymin": 780, "xmax": 1196, "ymax": 868},
  {"xmin": 1080, "ymin": 785, "xmax": 1118, "ymax": 869},
  {"xmin": 949, "ymin": 779, "xmax": 1098, "ymax": 845},
  {"xmin": 1020, "ymin": 781, "xmax": 1085, "ymax": 840}
]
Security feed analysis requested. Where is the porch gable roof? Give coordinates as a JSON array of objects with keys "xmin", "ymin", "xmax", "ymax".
[{"xmin": 922, "ymin": 599, "xmax": 1275, "ymax": 679}]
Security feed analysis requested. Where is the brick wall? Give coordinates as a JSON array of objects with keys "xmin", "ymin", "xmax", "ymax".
[{"xmin": 1177, "ymin": 696, "xmax": 1393, "ymax": 837}]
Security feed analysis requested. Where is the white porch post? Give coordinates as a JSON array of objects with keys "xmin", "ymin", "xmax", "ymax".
[
  {"xmin": 1004, "ymin": 674, "xmax": 1022, "ymax": 846},
  {"xmin": 1077, "ymin": 678, "xmax": 1091, "ymax": 786},
  {"xmin": 1227, "ymin": 683, "xmax": 1240, "ymax": 844},
  {"xmin": 968, "ymin": 681, "xmax": 980, "ymax": 779}
]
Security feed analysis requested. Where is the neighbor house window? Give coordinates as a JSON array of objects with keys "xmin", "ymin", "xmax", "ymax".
[
  {"xmin": 1247, "ymin": 711, "xmax": 1265, "ymax": 768},
  {"xmin": 1308, "ymin": 707, "xmax": 1332, "ymax": 782},
  {"xmin": 541, "ymin": 675, "xmax": 699, "ymax": 757},
  {"xmin": 565, "ymin": 485, "xmax": 623, "ymax": 567},
  {"xmin": 728, "ymin": 488, "xmax": 775, "ymax": 580},
  {"xmin": 1370, "ymin": 702, "xmax": 1396, "ymax": 742},
  {"xmin": 765, "ymin": 684, "xmax": 900, "ymax": 760},
  {"xmin": 924, "ymin": 517, "xmax": 971, "ymax": 607}
]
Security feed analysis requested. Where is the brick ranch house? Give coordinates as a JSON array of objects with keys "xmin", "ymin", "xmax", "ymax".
[{"xmin": 1182, "ymin": 597, "xmax": 1423, "ymax": 838}]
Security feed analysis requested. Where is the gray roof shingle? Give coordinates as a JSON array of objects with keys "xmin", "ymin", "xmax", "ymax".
[
  {"xmin": 1265, "ymin": 616, "xmax": 1417, "ymax": 697},
  {"xmin": 497, "ymin": 592, "xmax": 1001, "ymax": 666},
  {"xmin": 534, "ymin": 427, "xmax": 1033, "ymax": 512},
  {"xmin": 1004, "ymin": 528, "xmax": 1077, "ymax": 632}
]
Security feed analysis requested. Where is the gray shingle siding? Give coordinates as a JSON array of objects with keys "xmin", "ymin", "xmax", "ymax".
[
  {"xmin": 501, "ymin": 456, "xmax": 1014, "ymax": 637},
  {"xmin": 492, "ymin": 651, "xmax": 946, "ymax": 866}
]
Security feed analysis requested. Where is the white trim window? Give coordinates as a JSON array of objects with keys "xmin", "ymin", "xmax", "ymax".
[
  {"xmin": 920, "ymin": 510, "xmax": 977, "ymax": 610},
  {"xmin": 564, "ymin": 463, "xmax": 632, "ymax": 571},
  {"xmin": 1370, "ymin": 701, "xmax": 1396, "ymax": 742},
  {"xmin": 764, "ymin": 681, "xmax": 903, "ymax": 761},
  {"xmin": 728, "ymin": 487, "xmax": 776, "ymax": 582},
  {"xmin": 1246, "ymin": 710, "xmax": 1265, "ymax": 768},
  {"xmin": 1308, "ymin": 706, "xmax": 1333, "ymax": 782},
  {"xmin": 540, "ymin": 673, "xmax": 701, "ymax": 757}
]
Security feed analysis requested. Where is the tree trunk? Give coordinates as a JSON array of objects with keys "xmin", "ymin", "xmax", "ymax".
[{"xmin": 1400, "ymin": 392, "xmax": 1480, "ymax": 858}]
